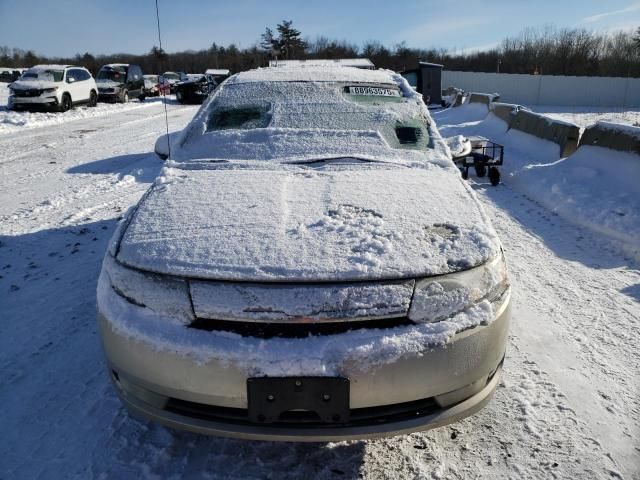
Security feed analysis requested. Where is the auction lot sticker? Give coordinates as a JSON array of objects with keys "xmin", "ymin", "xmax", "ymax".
[{"xmin": 348, "ymin": 86, "xmax": 400, "ymax": 97}]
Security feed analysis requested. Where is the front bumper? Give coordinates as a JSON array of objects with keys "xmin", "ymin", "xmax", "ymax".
[
  {"xmin": 98, "ymin": 289, "xmax": 511, "ymax": 441},
  {"xmin": 9, "ymin": 95, "xmax": 58, "ymax": 107}
]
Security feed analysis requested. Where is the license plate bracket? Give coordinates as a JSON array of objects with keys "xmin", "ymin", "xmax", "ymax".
[{"xmin": 247, "ymin": 376, "xmax": 350, "ymax": 424}]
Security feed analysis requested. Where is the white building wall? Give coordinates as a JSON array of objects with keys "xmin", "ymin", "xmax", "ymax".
[{"xmin": 441, "ymin": 71, "xmax": 640, "ymax": 107}]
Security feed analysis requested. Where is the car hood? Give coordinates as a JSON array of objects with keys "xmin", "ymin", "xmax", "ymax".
[
  {"xmin": 11, "ymin": 80, "xmax": 59, "ymax": 90},
  {"xmin": 116, "ymin": 163, "xmax": 501, "ymax": 281},
  {"xmin": 96, "ymin": 80, "xmax": 122, "ymax": 88},
  {"xmin": 176, "ymin": 78, "xmax": 204, "ymax": 86}
]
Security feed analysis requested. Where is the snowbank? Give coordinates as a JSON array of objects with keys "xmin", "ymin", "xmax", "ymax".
[
  {"xmin": 532, "ymin": 105, "xmax": 640, "ymax": 128},
  {"xmin": 434, "ymin": 105, "xmax": 640, "ymax": 255},
  {"xmin": 0, "ymin": 89, "xmax": 175, "ymax": 134},
  {"xmin": 510, "ymin": 145, "xmax": 640, "ymax": 250}
]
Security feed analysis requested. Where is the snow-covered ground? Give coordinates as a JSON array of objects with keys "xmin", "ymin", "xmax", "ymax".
[
  {"xmin": 0, "ymin": 83, "xmax": 178, "ymax": 134},
  {"xmin": 435, "ymin": 106, "xmax": 640, "ymax": 259},
  {"xmin": 1, "ymin": 100, "xmax": 639, "ymax": 479},
  {"xmin": 531, "ymin": 105, "xmax": 640, "ymax": 128}
]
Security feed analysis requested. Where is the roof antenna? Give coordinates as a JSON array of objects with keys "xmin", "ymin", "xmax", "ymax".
[{"xmin": 155, "ymin": 0, "xmax": 171, "ymax": 159}]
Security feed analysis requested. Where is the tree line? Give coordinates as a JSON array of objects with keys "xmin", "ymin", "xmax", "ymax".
[{"xmin": 1, "ymin": 22, "xmax": 639, "ymax": 78}]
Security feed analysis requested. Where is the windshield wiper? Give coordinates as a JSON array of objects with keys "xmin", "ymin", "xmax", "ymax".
[{"xmin": 287, "ymin": 156, "xmax": 395, "ymax": 166}]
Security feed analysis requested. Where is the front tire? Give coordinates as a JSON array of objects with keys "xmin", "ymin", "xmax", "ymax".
[
  {"xmin": 121, "ymin": 90, "xmax": 129, "ymax": 104},
  {"xmin": 88, "ymin": 90, "xmax": 97, "ymax": 107},
  {"xmin": 59, "ymin": 94, "xmax": 72, "ymax": 112}
]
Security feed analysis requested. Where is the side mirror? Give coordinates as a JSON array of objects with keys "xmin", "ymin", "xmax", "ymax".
[{"xmin": 154, "ymin": 132, "xmax": 179, "ymax": 160}]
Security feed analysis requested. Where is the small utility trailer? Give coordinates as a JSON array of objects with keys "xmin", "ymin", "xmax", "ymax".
[{"xmin": 449, "ymin": 135, "xmax": 504, "ymax": 186}]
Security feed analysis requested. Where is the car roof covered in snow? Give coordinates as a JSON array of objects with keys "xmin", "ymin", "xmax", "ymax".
[
  {"xmin": 205, "ymin": 68, "xmax": 230, "ymax": 76},
  {"xmin": 269, "ymin": 58, "xmax": 375, "ymax": 69},
  {"xmin": 28, "ymin": 64, "xmax": 73, "ymax": 71},
  {"xmin": 227, "ymin": 66, "xmax": 400, "ymax": 85}
]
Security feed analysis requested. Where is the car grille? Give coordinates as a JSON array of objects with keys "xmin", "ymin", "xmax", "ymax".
[
  {"xmin": 188, "ymin": 316, "xmax": 414, "ymax": 338},
  {"xmin": 98, "ymin": 88, "xmax": 114, "ymax": 93},
  {"xmin": 13, "ymin": 89, "xmax": 41, "ymax": 97},
  {"xmin": 165, "ymin": 395, "xmax": 440, "ymax": 427}
]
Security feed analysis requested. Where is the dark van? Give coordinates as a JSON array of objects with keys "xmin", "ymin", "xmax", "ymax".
[{"xmin": 96, "ymin": 64, "xmax": 145, "ymax": 103}]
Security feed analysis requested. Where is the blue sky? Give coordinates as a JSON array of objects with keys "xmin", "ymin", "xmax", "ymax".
[{"xmin": 1, "ymin": 0, "xmax": 639, "ymax": 57}]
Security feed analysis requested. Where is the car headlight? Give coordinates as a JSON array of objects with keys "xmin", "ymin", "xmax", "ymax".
[
  {"xmin": 101, "ymin": 253, "xmax": 194, "ymax": 324},
  {"xmin": 42, "ymin": 87, "xmax": 58, "ymax": 94},
  {"xmin": 408, "ymin": 253, "xmax": 509, "ymax": 323}
]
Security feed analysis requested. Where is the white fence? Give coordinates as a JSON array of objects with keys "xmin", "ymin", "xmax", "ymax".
[{"xmin": 441, "ymin": 71, "xmax": 640, "ymax": 107}]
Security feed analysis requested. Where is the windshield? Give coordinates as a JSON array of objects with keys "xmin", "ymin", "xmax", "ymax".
[
  {"xmin": 97, "ymin": 67, "xmax": 126, "ymax": 83},
  {"xmin": 144, "ymin": 75, "xmax": 158, "ymax": 82},
  {"xmin": 20, "ymin": 70, "xmax": 64, "ymax": 82},
  {"xmin": 176, "ymin": 80, "xmax": 433, "ymax": 164},
  {"xmin": 204, "ymin": 82, "xmax": 430, "ymax": 150},
  {"xmin": 164, "ymin": 72, "xmax": 180, "ymax": 80}
]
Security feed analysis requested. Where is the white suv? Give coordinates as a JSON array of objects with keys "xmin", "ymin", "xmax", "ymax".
[{"xmin": 8, "ymin": 65, "xmax": 98, "ymax": 112}]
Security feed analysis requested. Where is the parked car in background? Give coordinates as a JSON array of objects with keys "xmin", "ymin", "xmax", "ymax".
[
  {"xmin": 8, "ymin": 65, "xmax": 97, "ymax": 112},
  {"xmin": 96, "ymin": 64, "xmax": 145, "ymax": 103},
  {"xmin": 143, "ymin": 74, "xmax": 170, "ymax": 97},
  {"xmin": 98, "ymin": 66, "xmax": 512, "ymax": 442},
  {"xmin": 162, "ymin": 71, "xmax": 187, "ymax": 92},
  {"xmin": 205, "ymin": 68, "xmax": 231, "ymax": 84},
  {"xmin": 0, "ymin": 68, "xmax": 25, "ymax": 83},
  {"xmin": 174, "ymin": 73, "xmax": 219, "ymax": 104}
]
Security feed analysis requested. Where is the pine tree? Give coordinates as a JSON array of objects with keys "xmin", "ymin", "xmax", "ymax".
[
  {"xmin": 275, "ymin": 20, "xmax": 307, "ymax": 59},
  {"xmin": 260, "ymin": 27, "xmax": 278, "ymax": 54}
]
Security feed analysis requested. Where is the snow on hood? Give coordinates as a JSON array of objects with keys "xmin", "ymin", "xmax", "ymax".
[
  {"xmin": 96, "ymin": 79, "xmax": 122, "ymax": 88},
  {"xmin": 116, "ymin": 162, "xmax": 500, "ymax": 281},
  {"xmin": 10, "ymin": 79, "xmax": 58, "ymax": 90}
]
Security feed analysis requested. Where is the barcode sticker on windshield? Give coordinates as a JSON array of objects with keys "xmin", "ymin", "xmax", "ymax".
[{"xmin": 348, "ymin": 86, "xmax": 400, "ymax": 97}]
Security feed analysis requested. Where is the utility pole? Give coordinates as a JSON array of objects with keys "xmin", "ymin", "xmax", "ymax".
[{"xmin": 497, "ymin": 58, "xmax": 502, "ymax": 74}]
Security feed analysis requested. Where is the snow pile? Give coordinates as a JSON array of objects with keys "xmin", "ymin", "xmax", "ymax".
[
  {"xmin": 434, "ymin": 105, "xmax": 640, "ymax": 254},
  {"xmin": 432, "ymin": 103, "xmax": 490, "ymax": 127},
  {"xmin": 98, "ymin": 270, "xmax": 495, "ymax": 376},
  {"xmin": 510, "ymin": 145, "xmax": 640, "ymax": 249},
  {"xmin": 0, "ymin": 95, "xmax": 172, "ymax": 133},
  {"xmin": 532, "ymin": 105, "xmax": 640, "ymax": 128}
]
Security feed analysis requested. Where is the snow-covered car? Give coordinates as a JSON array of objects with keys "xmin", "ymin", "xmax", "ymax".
[
  {"xmin": 96, "ymin": 64, "xmax": 145, "ymax": 103},
  {"xmin": 8, "ymin": 65, "xmax": 97, "ymax": 112},
  {"xmin": 162, "ymin": 71, "xmax": 187, "ymax": 92},
  {"xmin": 0, "ymin": 68, "xmax": 25, "ymax": 83},
  {"xmin": 174, "ymin": 73, "xmax": 218, "ymax": 104},
  {"xmin": 97, "ymin": 67, "xmax": 511, "ymax": 441},
  {"xmin": 143, "ymin": 74, "xmax": 170, "ymax": 97}
]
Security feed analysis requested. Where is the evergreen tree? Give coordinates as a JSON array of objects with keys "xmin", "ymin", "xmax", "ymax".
[
  {"xmin": 260, "ymin": 27, "xmax": 277, "ymax": 55},
  {"xmin": 275, "ymin": 20, "xmax": 307, "ymax": 59}
]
